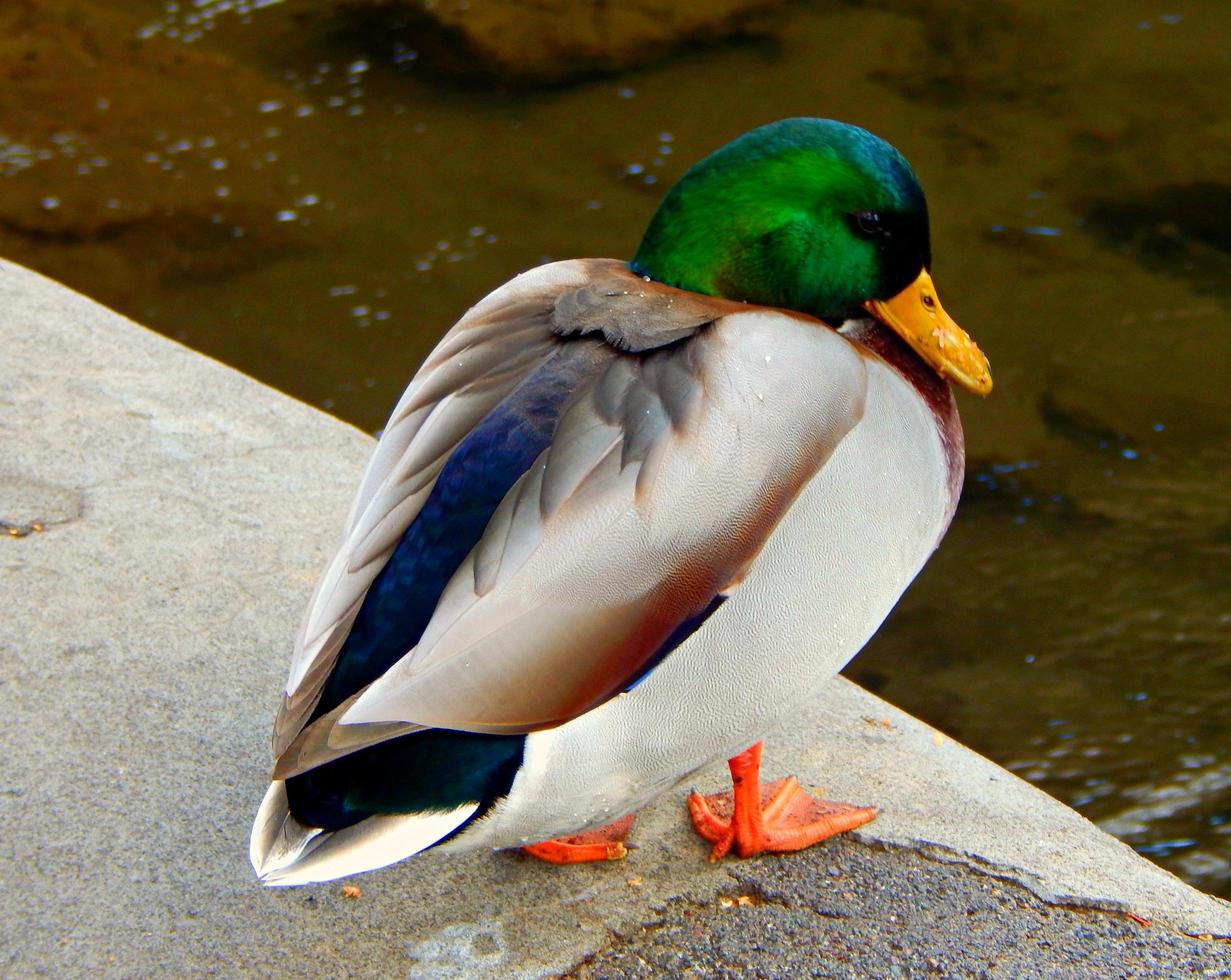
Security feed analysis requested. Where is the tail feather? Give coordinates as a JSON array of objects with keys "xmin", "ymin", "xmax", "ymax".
[{"xmin": 249, "ymin": 780, "xmax": 478, "ymax": 887}]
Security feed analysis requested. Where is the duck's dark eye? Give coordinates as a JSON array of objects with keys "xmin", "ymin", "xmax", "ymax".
[{"xmin": 853, "ymin": 210, "xmax": 886, "ymax": 237}]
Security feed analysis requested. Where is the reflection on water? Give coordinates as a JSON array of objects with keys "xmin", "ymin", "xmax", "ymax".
[{"xmin": 3, "ymin": 0, "xmax": 1229, "ymax": 897}]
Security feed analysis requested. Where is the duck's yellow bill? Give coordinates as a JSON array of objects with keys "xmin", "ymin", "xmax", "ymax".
[{"xmin": 863, "ymin": 270, "xmax": 993, "ymax": 396}]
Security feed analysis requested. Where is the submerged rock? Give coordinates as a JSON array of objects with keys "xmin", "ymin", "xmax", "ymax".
[
  {"xmin": 339, "ymin": 0, "xmax": 787, "ymax": 84},
  {"xmin": 0, "ymin": 0, "xmax": 311, "ymax": 306}
]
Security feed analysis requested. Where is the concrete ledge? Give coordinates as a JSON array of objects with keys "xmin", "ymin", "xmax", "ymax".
[{"xmin": 2, "ymin": 258, "xmax": 1229, "ymax": 976}]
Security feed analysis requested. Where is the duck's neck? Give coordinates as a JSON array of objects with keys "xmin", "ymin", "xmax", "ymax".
[{"xmin": 839, "ymin": 318, "xmax": 965, "ymax": 522}]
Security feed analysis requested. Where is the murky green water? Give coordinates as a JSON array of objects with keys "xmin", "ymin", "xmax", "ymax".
[{"xmin": 5, "ymin": 1, "xmax": 1229, "ymax": 896}]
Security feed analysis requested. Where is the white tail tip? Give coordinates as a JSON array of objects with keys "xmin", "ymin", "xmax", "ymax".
[{"xmin": 249, "ymin": 780, "xmax": 479, "ymax": 887}]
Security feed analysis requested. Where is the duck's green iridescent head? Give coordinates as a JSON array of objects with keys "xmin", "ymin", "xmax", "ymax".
[{"xmin": 632, "ymin": 118, "xmax": 992, "ymax": 395}]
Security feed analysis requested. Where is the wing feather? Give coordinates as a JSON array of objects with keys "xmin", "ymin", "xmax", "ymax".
[
  {"xmin": 272, "ymin": 259, "xmax": 729, "ymax": 758},
  {"xmin": 472, "ymin": 453, "xmax": 549, "ymax": 597}
]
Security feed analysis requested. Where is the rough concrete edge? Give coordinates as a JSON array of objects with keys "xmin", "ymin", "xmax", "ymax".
[
  {"xmin": 856, "ymin": 832, "xmax": 1231, "ymax": 940},
  {"xmin": 557, "ymin": 835, "xmax": 1231, "ymax": 980},
  {"xmin": 884, "ymin": 838, "xmax": 1131, "ymax": 913},
  {"xmin": 823, "ymin": 678, "xmax": 1231, "ymax": 939}
]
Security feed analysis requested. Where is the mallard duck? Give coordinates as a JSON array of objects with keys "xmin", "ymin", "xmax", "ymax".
[{"xmin": 250, "ymin": 117, "xmax": 991, "ymax": 885}]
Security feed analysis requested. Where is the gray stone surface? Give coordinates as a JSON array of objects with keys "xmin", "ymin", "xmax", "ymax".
[{"xmin": 2, "ymin": 257, "xmax": 1229, "ymax": 977}]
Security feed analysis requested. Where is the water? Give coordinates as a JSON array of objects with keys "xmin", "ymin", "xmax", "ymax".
[{"xmin": 3, "ymin": 0, "xmax": 1228, "ymax": 897}]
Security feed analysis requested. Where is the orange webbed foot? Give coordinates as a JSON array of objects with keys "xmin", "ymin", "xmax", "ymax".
[
  {"xmin": 522, "ymin": 813, "xmax": 636, "ymax": 865},
  {"xmin": 687, "ymin": 742, "xmax": 878, "ymax": 862}
]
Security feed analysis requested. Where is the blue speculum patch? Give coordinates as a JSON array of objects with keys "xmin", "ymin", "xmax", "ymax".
[
  {"xmin": 315, "ymin": 352, "xmax": 584, "ymax": 718},
  {"xmin": 289, "ymin": 346, "xmax": 590, "ymax": 829}
]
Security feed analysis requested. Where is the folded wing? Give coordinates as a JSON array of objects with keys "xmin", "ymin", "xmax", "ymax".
[{"xmin": 273, "ymin": 260, "xmax": 869, "ymax": 774}]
